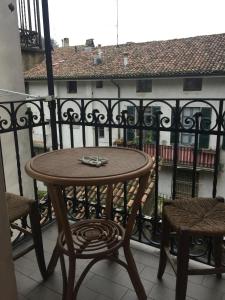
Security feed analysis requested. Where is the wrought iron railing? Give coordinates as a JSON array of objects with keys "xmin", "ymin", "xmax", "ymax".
[
  {"xmin": 16, "ymin": 0, "xmax": 42, "ymax": 49},
  {"xmin": 1, "ymin": 97, "xmax": 225, "ymax": 264}
]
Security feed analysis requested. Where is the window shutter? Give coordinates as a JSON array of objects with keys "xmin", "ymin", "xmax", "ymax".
[
  {"xmin": 170, "ymin": 108, "xmax": 175, "ymax": 144},
  {"xmin": 127, "ymin": 106, "xmax": 135, "ymax": 141},
  {"xmin": 199, "ymin": 107, "xmax": 211, "ymax": 149},
  {"xmin": 222, "ymin": 135, "xmax": 225, "ymax": 150},
  {"xmin": 152, "ymin": 106, "xmax": 160, "ymax": 143}
]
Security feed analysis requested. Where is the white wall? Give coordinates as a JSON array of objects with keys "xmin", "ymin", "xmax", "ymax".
[
  {"xmin": 0, "ymin": 0, "xmax": 33, "ymax": 198},
  {"xmin": 0, "ymin": 1, "xmax": 19, "ymax": 298}
]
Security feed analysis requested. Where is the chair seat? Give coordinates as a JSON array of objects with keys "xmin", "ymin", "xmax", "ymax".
[
  {"xmin": 58, "ymin": 219, "xmax": 125, "ymax": 258},
  {"xmin": 164, "ymin": 197, "xmax": 225, "ymax": 236},
  {"xmin": 6, "ymin": 192, "xmax": 35, "ymax": 223}
]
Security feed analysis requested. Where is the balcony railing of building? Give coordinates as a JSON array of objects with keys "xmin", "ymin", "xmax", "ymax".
[
  {"xmin": 1, "ymin": 97, "xmax": 225, "ymax": 264},
  {"xmin": 16, "ymin": 0, "xmax": 42, "ymax": 49},
  {"xmin": 143, "ymin": 144, "xmax": 216, "ymax": 170}
]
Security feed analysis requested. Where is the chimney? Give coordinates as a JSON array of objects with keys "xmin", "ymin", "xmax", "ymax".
[
  {"xmin": 63, "ymin": 37, "xmax": 69, "ymax": 47},
  {"xmin": 85, "ymin": 39, "xmax": 95, "ymax": 48},
  {"xmin": 123, "ymin": 52, "xmax": 128, "ymax": 67}
]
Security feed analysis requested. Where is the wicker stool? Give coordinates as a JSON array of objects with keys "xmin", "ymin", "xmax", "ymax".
[
  {"xmin": 157, "ymin": 197, "xmax": 225, "ymax": 300},
  {"xmin": 7, "ymin": 192, "xmax": 47, "ymax": 279}
]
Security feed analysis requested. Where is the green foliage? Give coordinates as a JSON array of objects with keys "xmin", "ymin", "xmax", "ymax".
[
  {"xmin": 132, "ymin": 130, "xmax": 153, "ymax": 145},
  {"xmin": 144, "ymin": 131, "xmax": 153, "ymax": 144},
  {"xmin": 37, "ymin": 190, "xmax": 47, "ymax": 200}
]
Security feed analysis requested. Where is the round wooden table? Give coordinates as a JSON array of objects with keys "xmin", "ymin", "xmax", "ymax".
[{"xmin": 25, "ymin": 147, "xmax": 153, "ymax": 300}]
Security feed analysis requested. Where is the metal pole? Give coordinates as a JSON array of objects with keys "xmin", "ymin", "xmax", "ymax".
[{"xmin": 41, "ymin": 0, "xmax": 58, "ymax": 150}]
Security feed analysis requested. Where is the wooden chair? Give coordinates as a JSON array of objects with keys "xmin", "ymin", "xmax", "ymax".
[
  {"xmin": 6, "ymin": 192, "xmax": 47, "ymax": 279},
  {"xmin": 157, "ymin": 197, "xmax": 225, "ymax": 300}
]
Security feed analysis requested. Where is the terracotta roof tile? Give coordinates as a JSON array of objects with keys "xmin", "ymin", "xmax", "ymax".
[{"xmin": 25, "ymin": 33, "xmax": 225, "ymax": 80}]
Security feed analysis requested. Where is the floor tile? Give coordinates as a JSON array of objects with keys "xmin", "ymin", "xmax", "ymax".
[
  {"xmin": 12, "ymin": 222, "xmax": 225, "ymax": 300},
  {"xmin": 26, "ymin": 285, "xmax": 61, "ymax": 300},
  {"xmin": 201, "ymin": 275, "xmax": 225, "ymax": 293},
  {"xmin": 15, "ymin": 271, "xmax": 39, "ymax": 296},
  {"xmin": 121, "ymin": 289, "xmax": 153, "ymax": 300},
  {"xmin": 85, "ymin": 274, "xmax": 128, "ymax": 299},
  {"xmin": 149, "ymin": 283, "xmax": 176, "ymax": 300},
  {"xmin": 112, "ymin": 268, "xmax": 154, "ymax": 295},
  {"xmin": 76, "ymin": 285, "xmax": 99, "ymax": 300},
  {"xmin": 187, "ymin": 281, "xmax": 224, "ymax": 300}
]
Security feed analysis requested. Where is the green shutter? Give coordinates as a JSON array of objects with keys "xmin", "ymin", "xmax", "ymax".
[
  {"xmin": 170, "ymin": 108, "xmax": 175, "ymax": 144},
  {"xmin": 127, "ymin": 106, "xmax": 135, "ymax": 141},
  {"xmin": 222, "ymin": 135, "xmax": 225, "ymax": 150},
  {"xmin": 152, "ymin": 106, "xmax": 160, "ymax": 143},
  {"xmin": 199, "ymin": 107, "xmax": 211, "ymax": 149}
]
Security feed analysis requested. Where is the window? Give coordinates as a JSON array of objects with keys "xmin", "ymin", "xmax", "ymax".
[
  {"xmin": 222, "ymin": 135, "xmax": 225, "ymax": 150},
  {"xmin": 183, "ymin": 78, "xmax": 202, "ymax": 91},
  {"xmin": 98, "ymin": 127, "xmax": 104, "ymax": 138},
  {"xmin": 127, "ymin": 106, "xmax": 160, "ymax": 143},
  {"xmin": 181, "ymin": 107, "xmax": 200, "ymax": 145},
  {"xmin": 136, "ymin": 80, "xmax": 152, "ymax": 93},
  {"xmin": 174, "ymin": 170, "xmax": 199, "ymax": 200},
  {"xmin": 96, "ymin": 81, "xmax": 103, "ymax": 88},
  {"xmin": 67, "ymin": 81, "xmax": 77, "ymax": 93},
  {"xmin": 24, "ymin": 82, "xmax": 29, "ymax": 94},
  {"xmin": 170, "ymin": 107, "xmax": 212, "ymax": 149}
]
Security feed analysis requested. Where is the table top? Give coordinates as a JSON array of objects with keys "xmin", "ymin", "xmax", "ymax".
[{"xmin": 25, "ymin": 147, "xmax": 153, "ymax": 186}]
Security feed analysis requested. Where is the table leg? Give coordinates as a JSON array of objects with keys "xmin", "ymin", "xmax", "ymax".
[
  {"xmin": 47, "ymin": 243, "xmax": 60, "ymax": 276},
  {"xmin": 46, "ymin": 185, "xmax": 74, "ymax": 275}
]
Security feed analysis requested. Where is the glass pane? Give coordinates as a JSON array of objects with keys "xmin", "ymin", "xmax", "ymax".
[{"xmin": 181, "ymin": 133, "xmax": 189, "ymax": 145}]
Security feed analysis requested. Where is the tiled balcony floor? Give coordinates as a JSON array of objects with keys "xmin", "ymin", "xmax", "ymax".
[{"xmin": 14, "ymin": 223, "xmax": 225, "ymax": 300}]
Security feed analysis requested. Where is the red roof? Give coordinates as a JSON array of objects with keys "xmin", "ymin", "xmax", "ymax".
[{"xmin": 25, "ymin": 33, "xmax": 225, "ymax": 80}]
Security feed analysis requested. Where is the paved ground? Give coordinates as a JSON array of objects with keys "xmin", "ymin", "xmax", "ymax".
[{"xmin": 14, "ymin": 223, "xmax": 225, "ymax": 300}]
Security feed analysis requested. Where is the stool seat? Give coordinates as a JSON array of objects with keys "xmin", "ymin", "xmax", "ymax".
[
  {"xmin": 6, "ymin": 192, "xmax": 47, "ymax": 280},
  {"xmin": 6, "ymin": 192, "xmax": 34, "ymax": 223},
  {"xmin": 165, "ymin": 197, "xmax": 225, "ymax": 235},
  {"xmin": 58, "ymin": 219, "xmax": 125, "ymax": 258},
  {"xmin": 158, "ymin": 197, "xmax": 225, "ymax": 300}
]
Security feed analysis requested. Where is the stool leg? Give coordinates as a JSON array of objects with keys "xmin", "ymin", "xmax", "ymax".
[
  {"xmin": 157, "ymin": 216, "xmax": 170, "ymax": 279},
  {"xmin": 176, "ymin": 229, "xmax": 190, "ymax": 300},
  {"xmin": 124, "ymin": 245, "xmax": 147, "ymax": 300},
  {"xmin": 29, "ymin": 202, "xmax": 47, "ymax": 280},
  {"xmin": 214, "ymin": 236, "xmax": 223, "ymax": 279}
]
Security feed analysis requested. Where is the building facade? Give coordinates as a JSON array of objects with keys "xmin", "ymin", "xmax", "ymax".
[{"xmin": 25, "ymin": 34, "xmax": 225, "ymax": 200}]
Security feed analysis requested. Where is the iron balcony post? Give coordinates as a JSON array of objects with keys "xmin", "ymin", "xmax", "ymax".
[
  {"xmin": 212, "ymin": 99, "xmax": 224, "ymax": 197},
  {"xmin": 41, "ymin": 0, "xmax": 58, "ymax": 150}
]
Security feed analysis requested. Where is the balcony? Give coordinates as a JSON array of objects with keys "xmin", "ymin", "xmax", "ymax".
[
  {"xmin": 15, "ymin": 223, "xmax": 225, "ymax": 300},
  {"xmin": 16, "ymin": 0, "xmax": 42, "ymax": 50},
  {"xmin": 1, "ymin": 96, "xmax": 225, "ymax": 299},
  {"xmin": 1, "ymin": 96, "xmax": 224, "ymax": 243}
]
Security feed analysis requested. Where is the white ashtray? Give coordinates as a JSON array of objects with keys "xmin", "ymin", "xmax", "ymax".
[{"xmin": 79, "ymin": 156, "xmax": 108, "ymax": 167}]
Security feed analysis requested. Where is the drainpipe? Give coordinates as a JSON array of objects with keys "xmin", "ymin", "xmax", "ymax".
[{"xmin": 111, "ymin": 80, "xmax": 121, "ymax": 139}]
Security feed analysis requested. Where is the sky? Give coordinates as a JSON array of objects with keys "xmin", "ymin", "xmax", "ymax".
[{"xmin": 48, "ymin": 0, "xmax": 225, "ymax": 47}]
